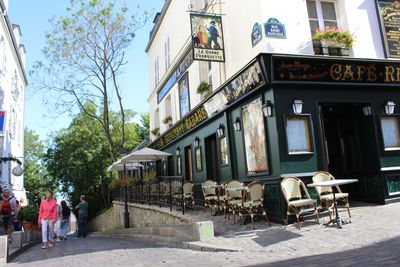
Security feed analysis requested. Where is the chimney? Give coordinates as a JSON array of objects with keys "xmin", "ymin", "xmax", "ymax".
[
  {"xmin": 19, "ymin": 44, "xmax": 26, "ymax": 67},
  {"xmin": 12, "ymin": 24, "xmax": 21, "ymax": 47}
]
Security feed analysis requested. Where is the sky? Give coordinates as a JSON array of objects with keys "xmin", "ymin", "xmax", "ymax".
[{"xmin": 8, "ymin": 0, "xmax": 164, "ymax": 140}]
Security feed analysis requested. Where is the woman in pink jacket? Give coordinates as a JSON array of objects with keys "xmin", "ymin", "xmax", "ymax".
[{"xmin": 38, "ymin": 191, "xmax": 57, "ymax": 249}]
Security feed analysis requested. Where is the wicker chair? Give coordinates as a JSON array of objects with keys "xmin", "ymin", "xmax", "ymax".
[
  {"xmin": 201, "ymin": 180, "xmax": 219, "ymax": 215},
  {"xmin": 312, "ymin": 171, "xmax": 351, "ymax": 220},
  {"xmin": 239, "ymin": 181, "xmax": 270, "ymax": 229},
  {"xmin": 225, "ymin": 180, "xmax": 244, "ymax": 223},
  {"xmin": 281, "ymin": 176, "xmax": 319, "ymax": 229},
  {"xmin": 175, "ymin": 182, "xmax": 195, "ymax": 209}
]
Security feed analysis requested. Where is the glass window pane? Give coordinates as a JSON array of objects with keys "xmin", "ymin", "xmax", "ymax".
[
  {"xmin": 286, "ymin": 116, "xmax": 313, "ymax": 154},
  {"xmin": 307, "ymin": 1, "xmax": 318, "ymax": 19},
  {"xmin": 219, "ymin": 137, "xmax": 229, "ymax": 165},
  {"xmin": 309, "ymin": 20, "xmax": 320, "ymax": 35},
  {"xmin": 321, "ymin": 2, "xmax": 337, "ymax": 20},
  {"xmin": 381, "ymin": 117, "xmax": 400, "ymax": 150},
  {"xmin": 324, "ymin": 21, "xmax": 338, "ymax": 29}
]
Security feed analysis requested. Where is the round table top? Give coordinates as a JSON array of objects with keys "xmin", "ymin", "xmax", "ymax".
[{"xmin": 307, "ymin": 179, "xmax": 358, "ymax": 187}]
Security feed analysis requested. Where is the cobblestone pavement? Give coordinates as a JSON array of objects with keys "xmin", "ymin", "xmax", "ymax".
[{"xmin": 8, "ymin": 202, "xmax": 400, "ymax": 266}]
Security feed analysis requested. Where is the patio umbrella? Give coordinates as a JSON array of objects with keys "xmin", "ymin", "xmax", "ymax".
[
  {"xmin": 107, "ymin": 160, "xmax": 143, "ymax": 172},
  {"xmin": 120, "ymin": 147, "xmax": 172, "ymax": 163}
]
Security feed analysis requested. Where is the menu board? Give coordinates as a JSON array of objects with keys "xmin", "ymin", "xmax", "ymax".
[
  {"xmin": 378, "ymin": 1, "xmax": 400, "ymax": 58},
  {"xmin": 381, "ymin": 117, "xmax": 400, "ymax": 150},
  {"xmin": 286, "ymin": 116, "xmax": 312, "ymax": 154}
]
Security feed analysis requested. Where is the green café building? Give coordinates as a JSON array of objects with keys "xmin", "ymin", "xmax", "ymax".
[{"xmin": 150, "ymin": 53, "xmax": 400, "ymax": 222}]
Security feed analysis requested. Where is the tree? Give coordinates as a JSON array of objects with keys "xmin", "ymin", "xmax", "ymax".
[
  {"xmin": 24, "ymin": 128, "xmax": 56, "ymax": 206},
  {"xmin": 45, "ymin": 105, "xmax": 149, "ymax": 218},
  {"xmin": 31, "ymin": 0, "xmax": 149, "ymax": 162}
]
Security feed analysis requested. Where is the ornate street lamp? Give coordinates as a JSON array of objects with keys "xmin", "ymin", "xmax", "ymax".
[
  {"xmin": 232, "ymin": 117, "xmax": 241, "ymax": 131},
  {"xmin": 385, "ymin": 101, "xmax": 396, "ymax": 115},
  {"xmin": 292, "ymin": 99, "xmax": 304, "ymax": 115},
  {"xmin": 262, "ymin": 101, "xmax": 273, "ymax": 117},
  {"xmin": 176, "ymin": 147, "xmax": 181, "ymax": 156},
  {"xmin": 120, "ymin": 148, "xmax": 130, "ymax": 229}
]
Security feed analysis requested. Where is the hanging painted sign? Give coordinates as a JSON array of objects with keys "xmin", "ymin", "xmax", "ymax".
[
  {"xmin": 0, "ymin": 111, "xmax": 5, "ymax": 132},
  {"xmin": 251, "ymin": 23, "xmax": 263, "ymax": 47},
  {"xmin": 377, "ymin": 0, "xmax": 400, "ymax": 58},
  {"xmin": 190, "ymin": 13, "xmax": 225, "ymax": 62},
  {"xmin": 265, "ymin": 18, "xmax": 286, "ymax": 39}
]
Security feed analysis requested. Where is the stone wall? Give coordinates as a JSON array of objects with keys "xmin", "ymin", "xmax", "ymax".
[{"xmin": 88, "ymin": 201, "xmax": 192, "ymax": 232}]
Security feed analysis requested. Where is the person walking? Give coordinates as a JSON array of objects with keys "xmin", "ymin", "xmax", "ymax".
[
  {"xmin": 13, "ymin": 200, "xmax": 22, "ymax": 231},
  {"xmin": 55, "ymin": 203, "xmax": 63, "ymax": 242},
  {"xmin": 0, "ymin": 188, "xmax": 17, "ymax": 237},
  {"xmin": 60, "ymin": 200, "xmax": 70, "ymax": 240},
  {"xmin": 75, "ymin": 195, "xmax": 88, "ymax": 239},
  {"xmin": 38, "ymin": 191, "xmax": 57, "ymax": 249}
]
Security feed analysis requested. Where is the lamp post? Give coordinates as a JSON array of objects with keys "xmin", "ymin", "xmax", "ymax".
[{"xmin": 120, "ymin": 148, "xmax": 130, "ymax": 229}]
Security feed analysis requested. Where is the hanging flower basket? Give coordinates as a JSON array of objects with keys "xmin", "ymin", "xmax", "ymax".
[{"xmin": 313, "ymin": 26, "xmax": 354, "ymax": 48}]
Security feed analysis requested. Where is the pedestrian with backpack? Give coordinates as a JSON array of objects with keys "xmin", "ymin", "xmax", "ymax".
[
  {"xmin": 0, "ymin": 188, "xmax": 17, "ymax": 237},
  {"xmin": 59, "ymin": 200, "xmax": 70, "ymax": 240}
]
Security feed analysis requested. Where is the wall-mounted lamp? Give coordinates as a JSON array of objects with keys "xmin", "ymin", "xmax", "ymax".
[
  {"xmin": 176, "ymin": 147, "xmax": 181, "ymax": 156},
  {"xmin": 362, "ymin": 106, "xmax": 372, "ymax": 116},
  {"xmin": 262, "ymin": 101, "xmax": 273, "ymax": 117},
  {"xmin": 193, "ymin": 137, "xmax": 200, "ymax": 148},
  {"xmin": 385, "ymin": 101, "xmax": 396, "ymax": 115},
  {"xmin": 216, "ymin": 124, "xmax": 225, "ymax": 137},
  {"xmin": 232, "ymin": 117, "xmax": 241, "ymax": 131},
  {"xmin": 292, "ymin": 99, "xmax": 303, "ymax": 115}
]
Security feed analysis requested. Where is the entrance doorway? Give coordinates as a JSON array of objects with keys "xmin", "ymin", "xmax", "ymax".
[
  {"xmin": 205, "ymin": 134, "xmax": 220, "ymax": 183},
  {"xmin": 184, "ymin": 146, "xmax": 193, "ymax": 182},
  {"xmin": 320, "ymin": 103, "xmax": 380, "ymax": 199}
]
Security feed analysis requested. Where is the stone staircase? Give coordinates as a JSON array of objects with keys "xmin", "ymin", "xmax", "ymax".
[{"xmin": 0, "ymin": 231, "xmax": 42, "ymax": 263}]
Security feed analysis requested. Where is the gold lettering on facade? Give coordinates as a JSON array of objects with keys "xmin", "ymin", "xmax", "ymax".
[
  {"xmin": 367, "ymin": 65, "xmax": 377, "ymax": 81},
  {"xmin": 342, "ymin": 65, "xmax": 355, "ymax": 81},
  {"xmin": 356, "ymin": 65, "xmax": 366, "ymax": 81},
  {"xmin": 330, "ymin": 64, "xmax": 342, "ymax": 80},
  {"xmin": 385, "ymin": 65, "xmax": 396, "ymax": 81}
]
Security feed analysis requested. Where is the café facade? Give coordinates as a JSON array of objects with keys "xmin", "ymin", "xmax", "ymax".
[{"xmin": 150, "ymin": 53, "xmax": 400, "ymax": 222}]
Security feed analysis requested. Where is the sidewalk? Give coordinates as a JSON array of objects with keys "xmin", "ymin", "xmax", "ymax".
[{"xmin": 186, "ymin": 201, "xmax": 400, "ymax": 256}]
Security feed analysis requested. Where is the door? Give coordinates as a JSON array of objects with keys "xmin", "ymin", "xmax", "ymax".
[
  {"xmin": 205, "ymin": 134, "xmax": 220, "ymax": 183},
  {"xmin": 320, "ymin": 103, "xmax": 380, "ymax": 199},
  {"xmin": 184, "ymin": 146, "xmax": 193, "ymax": 182}
]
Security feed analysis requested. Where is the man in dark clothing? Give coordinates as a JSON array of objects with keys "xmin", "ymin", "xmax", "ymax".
[
  {"xmin": 75, "ymin": 195, "xmax": 88, "ymax": 238},
  {"xmin": 207, "ymin": 20, "xmax": 221, "ymax": 49}
]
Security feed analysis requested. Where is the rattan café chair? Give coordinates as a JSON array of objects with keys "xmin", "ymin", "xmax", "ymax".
[
  {"xmin": 239, "ymin": 181, "xmax": 271, "ymax": 229},
  {"xmin": 201, "ymin": 180, "xmax": 219, "ymax": 215},
  {"xmin": 281, "ymin": 176, "xmax": 319, "ymax": 229},
  {"xmin": 312, "ymin": 171, "xmax": 351, "ymax": 220}
]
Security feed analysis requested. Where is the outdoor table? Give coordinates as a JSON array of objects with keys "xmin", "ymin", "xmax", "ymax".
[{"xmin": 308, "ymin": 179, "xmax": 358, "ymax": 229}]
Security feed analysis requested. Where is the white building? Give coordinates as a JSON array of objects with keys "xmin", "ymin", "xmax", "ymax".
[
  {"xmin": 147, "ymin": 0, "xmax": 386, "ymax": 139},
  {"xmin": 0, "ymin": 0, "xmax": 27, "ymax": 203}
]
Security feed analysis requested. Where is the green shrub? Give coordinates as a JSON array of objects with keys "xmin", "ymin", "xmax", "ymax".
[{"xmin": 18, "ymin": 206, "xmax": 39, "ymax": 223}]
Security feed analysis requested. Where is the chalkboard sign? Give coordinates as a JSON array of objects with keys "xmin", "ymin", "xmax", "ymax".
[
  {"xmin": 265, "ymin": 18, "xmax": 286, "ymax": 39},
  {"xmin": 378, "ymin": 1, "xmax": 400, "ymax": 58}
]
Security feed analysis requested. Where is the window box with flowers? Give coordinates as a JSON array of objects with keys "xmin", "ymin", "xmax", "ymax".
[
  {"xmin": 108, "ymin": 177, "xmax": 139, "ymax": 189},
  {"xmin": 313, "ymin": 26, "xmax": 354, "ymax": 48},
  {"xmin": 151, "ymin": 127, "xmax": 160, "ymax": 137},
  {"xmin": 162, "ymin": 116, "xmax": 173, "ymax": 127}
]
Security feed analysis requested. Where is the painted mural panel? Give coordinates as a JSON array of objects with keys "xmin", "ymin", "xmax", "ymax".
[
  {"xmin": 241, "ymin": 97, "xmax": 269, "ymax": 175},
  {"xmin": 179, "ymin": 73, "xmax": 190, "ymax": 118}
]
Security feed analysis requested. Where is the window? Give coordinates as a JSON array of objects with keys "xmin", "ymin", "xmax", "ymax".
[
  {"xmin": 177, "ymin": 155, "xmax": 182, "ymax": 175},
  {"xmin": 219, "ymin": 136, "xmax": 229, "ymax": 165},
  {"xmin": 164, "ymin": 37, "xmax": 170, "ymax": 71},
  {"xmin": 307, "ymin": 0, "xmax": 341, "ymax": 55},
  {"xmin": 155, "ymin": 57, "xmax": 160, "ymax": 86},
  {"xmin": 381, "ymin": 116, "xmax": 400, "ymax": 151},
  {"xmin": 195, "ymin": 147, "xmax": 202, "ymax": 171},
  {"xmin": 11, "ymin": 71, "xmax": 18, "ymax": 101},
  {"xmin": 307, "ymin": 0, "xmax": 338, "ymax": 35},
  {"xmin": 285, "ymin": 115, "xmax": 314, "ymax": 155},
  {"xmin": 0, "ymin": 35, "xmax": 6, "ymax": 76}
]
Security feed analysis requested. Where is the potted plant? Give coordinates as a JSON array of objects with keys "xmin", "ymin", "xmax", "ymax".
[
  {"xmin": 162, "ymin": 116, "xmax": 173, "ymax": 126},
  {"xmin": 143, "ymin": 170, "xmax": 157, "ymax": 183},
  {"xmin": 109, "ymin": 177, "xmax": 139, "ymax": 189},
  {"xmin": 151, "ymin": 127, "xmax": 160, "ymax": 137},
  {"xmin": 18, "ymin": 205, "xmax": 40, "ymax": 232},
  {"xmin": 313, "ymin": 26, "xmax": 354, "ymax": 48},
  {"xmin": 197, "ymin": 81, "xmax": 211, "ymax": 97}
]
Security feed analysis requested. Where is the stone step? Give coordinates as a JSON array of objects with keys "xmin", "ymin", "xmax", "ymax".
[{"xmin": 96, "ymin": 232, "xmax": 238, "ymax": 252}]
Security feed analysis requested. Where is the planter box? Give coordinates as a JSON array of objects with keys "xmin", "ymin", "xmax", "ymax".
[{"xmin": 321, "ymin": 39, "xmax": 346, "ymax": 48}]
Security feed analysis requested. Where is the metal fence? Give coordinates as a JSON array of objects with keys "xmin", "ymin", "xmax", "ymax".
[{"xmin": 112, "ymin": 176, "xmax": 191, "ymax": 215}]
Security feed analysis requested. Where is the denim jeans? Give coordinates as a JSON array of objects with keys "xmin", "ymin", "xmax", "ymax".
[
  {"xmin": 41, "ymin": 219, "xmax": 54, "ymax": 243},
  {"xmin": 60, "ymin": 219, "xmax": 69, "ymax": 238},
  {"xmin": 77, "ymin": 215, "xmax": 87, "ymax": 238}
]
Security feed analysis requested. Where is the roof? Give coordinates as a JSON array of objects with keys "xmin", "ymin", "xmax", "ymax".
[{"xmin": 145, "ymin": 0, "xmax": 172, "ymax": 53}]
